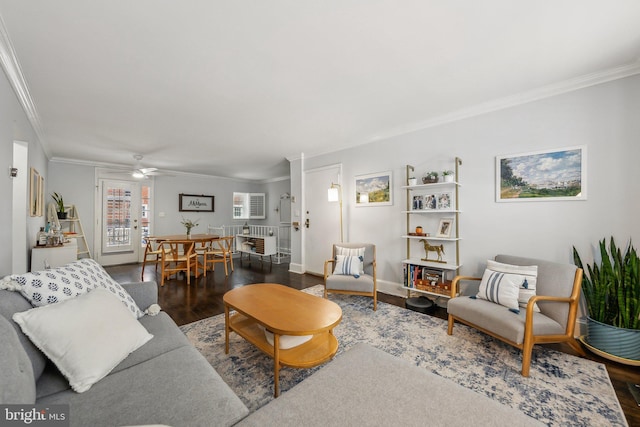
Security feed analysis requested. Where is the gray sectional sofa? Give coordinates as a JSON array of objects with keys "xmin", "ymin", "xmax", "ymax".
[
  {"xmin": 2, "ymin": 271, "xmax": 543, "ymax": 427},
  {"xmin": 0, "ymin": 280, "xmax": 249, "ymax": 427}
]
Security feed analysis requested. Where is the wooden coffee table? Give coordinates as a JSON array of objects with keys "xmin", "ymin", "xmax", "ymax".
[{"xmin": 223, "ymin": 283, "xmax": 342, "ymax": 397}]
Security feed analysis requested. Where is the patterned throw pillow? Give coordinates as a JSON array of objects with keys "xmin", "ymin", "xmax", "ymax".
[
  {"xmin": 335, "ymin": 246, "xmax": 365, "ymax": 275},
  {"xmin": 477, "ymin": 260, "xmax": 539, "ymax": 313},
  {"xmin": 333, "ymin": 255, "xmax": 364, "ymax": 276},
  {"xmin": 6, "ymin": 259, "xmax": 144, "ymax": 318}
]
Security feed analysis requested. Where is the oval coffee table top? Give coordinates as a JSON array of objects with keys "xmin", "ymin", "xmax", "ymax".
[{"xmin": 223, "ymin": 283, "xmax": 342, "ymax": 335}]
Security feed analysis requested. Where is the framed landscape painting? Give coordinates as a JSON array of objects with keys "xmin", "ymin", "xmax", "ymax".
[
  {"xmin": 496, "ymin": 146, "xmax": 587, "ymax": 202},
  {"xmin": 355, "ymin": 171, "xmax": 392, "ymax": 207}
]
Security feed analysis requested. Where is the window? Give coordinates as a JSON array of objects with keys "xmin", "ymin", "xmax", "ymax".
[{"xmin": 233, "ymin": 192, "xmax": 266, "ymax": 219}]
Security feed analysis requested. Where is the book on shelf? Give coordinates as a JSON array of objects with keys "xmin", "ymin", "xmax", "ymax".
[{"xmin": 405, "ymin": 264, "xmax": 447, "ymax": 288}]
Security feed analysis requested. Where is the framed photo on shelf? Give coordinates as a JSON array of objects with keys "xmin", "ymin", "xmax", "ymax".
[
  {"xmin": 424, "ymin": 194, "xmax": 437, "ymax": 210},
  {"xmin": 436, "ymin": 218, "xmax": 454, "ymax": 238},
  {"xmin": 355, "ymin": 171, "xmax": 392, "ymax": 207},
  {"xmin": 412, "ymin": 195, "xmax": 424, "ymax": 210},
  {"xmin": 496, "ymin": 145, "xmax": 586, "ymax": 202},
  {"xmin": 437, "ymin": 192, "xmax": 452, "ymax": 210}
]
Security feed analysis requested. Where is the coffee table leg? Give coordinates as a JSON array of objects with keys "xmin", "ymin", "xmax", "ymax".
[
  {"xmin": 273, "ymin": 334, "xmax": 280, "ymax": 398},
  {"xmin": 224, "ymin": 305, "xmax": 230, "ymax": 354}
]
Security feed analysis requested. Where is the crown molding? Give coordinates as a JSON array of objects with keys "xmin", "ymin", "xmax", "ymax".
[
  {"xmin": 368, "ymin": 60, "xmax": 640, "ymax": 144},
  {"xmin": 0, "ymin": 13, "xmax": 49, "ymax": 157},
  {"xmin": 50, "ymin": 157, "xmax": 273, "ymax": 183}
]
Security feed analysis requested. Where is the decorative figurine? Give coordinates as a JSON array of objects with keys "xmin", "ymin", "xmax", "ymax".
[{"xmin": 419, "ymin": 239, "xmax": 446, "ymax": 263}]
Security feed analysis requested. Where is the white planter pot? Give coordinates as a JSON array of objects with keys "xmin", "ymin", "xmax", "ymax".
[
  {"xmin": 408, "ymin": 178, "xmax": 417, "ymax": 186},
  {"xmin": 443, "ymin": 175, "xmax": 454, "ymax": 183}
]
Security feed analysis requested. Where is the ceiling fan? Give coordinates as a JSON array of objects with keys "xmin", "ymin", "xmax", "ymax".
[{"xmin": 130, "ymin": 154, "xmax": 159, "ymax": 179}]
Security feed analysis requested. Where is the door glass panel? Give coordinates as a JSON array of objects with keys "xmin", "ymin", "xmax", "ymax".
[
  {"xmin": 141, "ymin": 184, "xmax": 151, "ymax": 248},
  {"xmin": 102, "ymin": 181, "xmax": 134, "ymax": 253}
]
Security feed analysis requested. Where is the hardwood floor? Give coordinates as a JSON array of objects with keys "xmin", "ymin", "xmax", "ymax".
[{"xmin": 106, "ymin": 261, "xmax": 640, "ymax": 426}]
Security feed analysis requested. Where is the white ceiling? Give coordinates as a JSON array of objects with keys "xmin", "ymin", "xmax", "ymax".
[{"xmin": 1, "ymin": 1, "xmax": 640, "ymax": 180}]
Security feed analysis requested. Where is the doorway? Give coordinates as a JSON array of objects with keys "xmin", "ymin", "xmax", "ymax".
[
  {"xmin": 95, "ymin": 179, "xmax": 141, "ymax": 266},
  {"xmin": 12, "ymin": 141, "xmax": 28, "ymax": 273},
  {"xmin": 304, "ymin": 164, "xmax": 342, "ymax": 275}
]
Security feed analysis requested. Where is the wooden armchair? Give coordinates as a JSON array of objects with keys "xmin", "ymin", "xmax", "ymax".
[
  {"xmin": 203, "ymin": 236, "xmax": 235, "ymax": 277},
  {"xmin": 324, "ymin": 243, "xmax": 377, "ymax": 310},
  {"xmin": 141, "ymin": 237, "xmax": 164, "ymax": 280},
  {"xmin": 447, "ymin": 254, "xmax": 585, "ymax": 376},
  {"xmin": 159, "ymin": 240, "xmax": 199, "ymax": 286}
]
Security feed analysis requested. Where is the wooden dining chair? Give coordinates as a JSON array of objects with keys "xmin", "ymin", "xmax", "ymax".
[
  {"xmin": 203, "ymin": 236, "xmax": 235, "ymax": 277},
  {"xmin": 141, "ymin": 237, "xmax": 165, "ymax": 280},
  {"xmin": 159, "ymin": 240, "xmax": 199, "ymax": 286}
]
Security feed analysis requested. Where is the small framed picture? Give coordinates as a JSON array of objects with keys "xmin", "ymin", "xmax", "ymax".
[
  {"xmin": 436, "ymin": 218, "xmax": 454, "ymax": 238},
  {"xmin": 424, "ymin": 194, "xmax": 437, "ymax": 210},
  {"xmin": 412, "ymin": 195, "xmax": 424, "ymax": 210},
  {"xmin": 437, "ymin": 192, "xmax": 452, "ymax": 210}
]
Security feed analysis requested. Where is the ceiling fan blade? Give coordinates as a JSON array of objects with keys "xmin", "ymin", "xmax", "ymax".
[{"xmin": 139, "ymin": 167, "xmax": 158, "ymax": 174}]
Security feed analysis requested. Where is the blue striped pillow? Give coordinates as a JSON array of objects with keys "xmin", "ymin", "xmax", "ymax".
[
  {"xmin": 334, "ymin": 255, "xmax": 363, "ymax": 276},
  {"xmin": 477, "ymin": 262, "xmax": 521, "ymax": 312}
]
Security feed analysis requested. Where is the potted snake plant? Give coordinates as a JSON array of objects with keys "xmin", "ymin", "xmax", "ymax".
[{"xmin": 573, "ymin": 237, "xmax": 640, "ymax": 362}]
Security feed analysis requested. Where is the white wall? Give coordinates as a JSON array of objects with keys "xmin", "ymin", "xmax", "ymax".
[
  {"xmin": 0, "ymin": 67, "xmax": 47, "ymax": 276},
  {"xmin": 300, "ymin": 75, "xmax": 640, "ymax": 292}
]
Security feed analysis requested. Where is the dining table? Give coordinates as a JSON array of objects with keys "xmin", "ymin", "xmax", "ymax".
[{"xmin": 153, "ymin": 233, "xmax": 221, "ymax": 277}]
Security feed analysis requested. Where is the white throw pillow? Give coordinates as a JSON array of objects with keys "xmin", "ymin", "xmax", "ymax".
[
  {"xmin": 258, "ymin": 325, "xmax": 312, "ymax": 350},
  {"xmin": 12, "ymin": 289, "xmax": 153, "ymax": 393},
  {"xmin": 477, "ymin": 261, "xmax": 522, "ymax": 312},
  {"xmin": 6, "ymin": 258, "xmax": 144, "ymax": 318},
  {"xmin": 333, "ymin": 255, "xmax": 364, "ymax": 276},
  {"xmin": 334, "ymin": 246, "xmax": 365, "ymax": 275},
  {"xmin": 484, "ymin": 260, "xmax": 539, "ymax": 312}
]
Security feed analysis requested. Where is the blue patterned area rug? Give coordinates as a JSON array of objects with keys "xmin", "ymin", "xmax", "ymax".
[{"xmin": 180, "ymin": 285, "xmax": 627, "ymax": 426}]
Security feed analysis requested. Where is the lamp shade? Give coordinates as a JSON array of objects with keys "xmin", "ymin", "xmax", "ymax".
[{"xmin": 327, "ymin": 187, "xmax": 339, "ymax": 202}]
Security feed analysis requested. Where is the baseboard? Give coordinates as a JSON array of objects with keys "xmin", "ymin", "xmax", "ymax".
[
  {"xmin": 289, "ymin": 263, "xmax": 305, "ymax": 274},
  {"xmin": 377, "ymin": 280, "xmax": 406, "ymax": 297}
]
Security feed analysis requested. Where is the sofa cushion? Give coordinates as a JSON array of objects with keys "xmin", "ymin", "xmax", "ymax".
[
  {"xmin": 34, "ymin": 311, "xmax": 190, "ymax": 399},
  {"xmin": 0, "ymin": 315, "xmax": 36, "ymax": 404},
  {"xmin": 0, "ymin": 289, "xmax": 48, "ymax": 381},
  {"xmin": 37, "ymin": 346, "xmax": 249, "ymax": 427},
  {"xmin": 5, "ymin": 258, "xmax": 144, "ymax": 318},
  {"xmin": 13, "ymin": 289, "xmax": 153, "ymax": 393},
  {"xmin": 447, "ymin": 296, "xmax": 564, "ymax": 344},
  {"xmin": 110, "ymin": 311, "xmax": 192, "ymax": 375},
  {"xmin": 325, "ymin": 273, "xmax": 375, "ymax": 293}
]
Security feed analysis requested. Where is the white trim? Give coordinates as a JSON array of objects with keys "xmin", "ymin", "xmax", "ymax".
[
  {"xmin": 377, "ymin": 279, "xmax": 406, "ymax": 298},
  {"xmin": 0, "ymin": 14, "xmax": 48, "ymax": 156},
  {"xmin": 302, "ymin": 60, "xmax": 640, "ymax": 160},
  {"xmin": 288, "ymin": 263, "xmax": 305, "ymax": 274}
]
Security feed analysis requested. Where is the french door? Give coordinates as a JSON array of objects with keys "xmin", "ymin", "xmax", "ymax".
[{"xmin": 96, "ymin": 179, "xmax": 141, "ymax": 266}]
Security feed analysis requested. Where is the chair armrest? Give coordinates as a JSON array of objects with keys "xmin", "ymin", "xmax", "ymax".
[
  {"xmin": 324, "ymin": 259, "xmax": 335, "ymax": 281},
  {"xmin": 523, "ymin": 294, "xmax": 575, "ymax": 317},
  {"xmin": 450, "ymin": 276, "xmax": 481, "ymax": 298},
  {"xmin": 120, "ymin": 281, "xmax": 158, "ymax": 310}
]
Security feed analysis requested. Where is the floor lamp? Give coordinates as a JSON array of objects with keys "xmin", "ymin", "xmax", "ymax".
[{"xmin": 327, "ymin": 183, "xmax": 343, "ymax": 243}]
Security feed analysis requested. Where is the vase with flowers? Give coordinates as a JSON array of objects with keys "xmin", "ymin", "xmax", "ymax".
[{"xmin": 181, "ymin": 217, "xmax": 200, "ymax": 237}]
